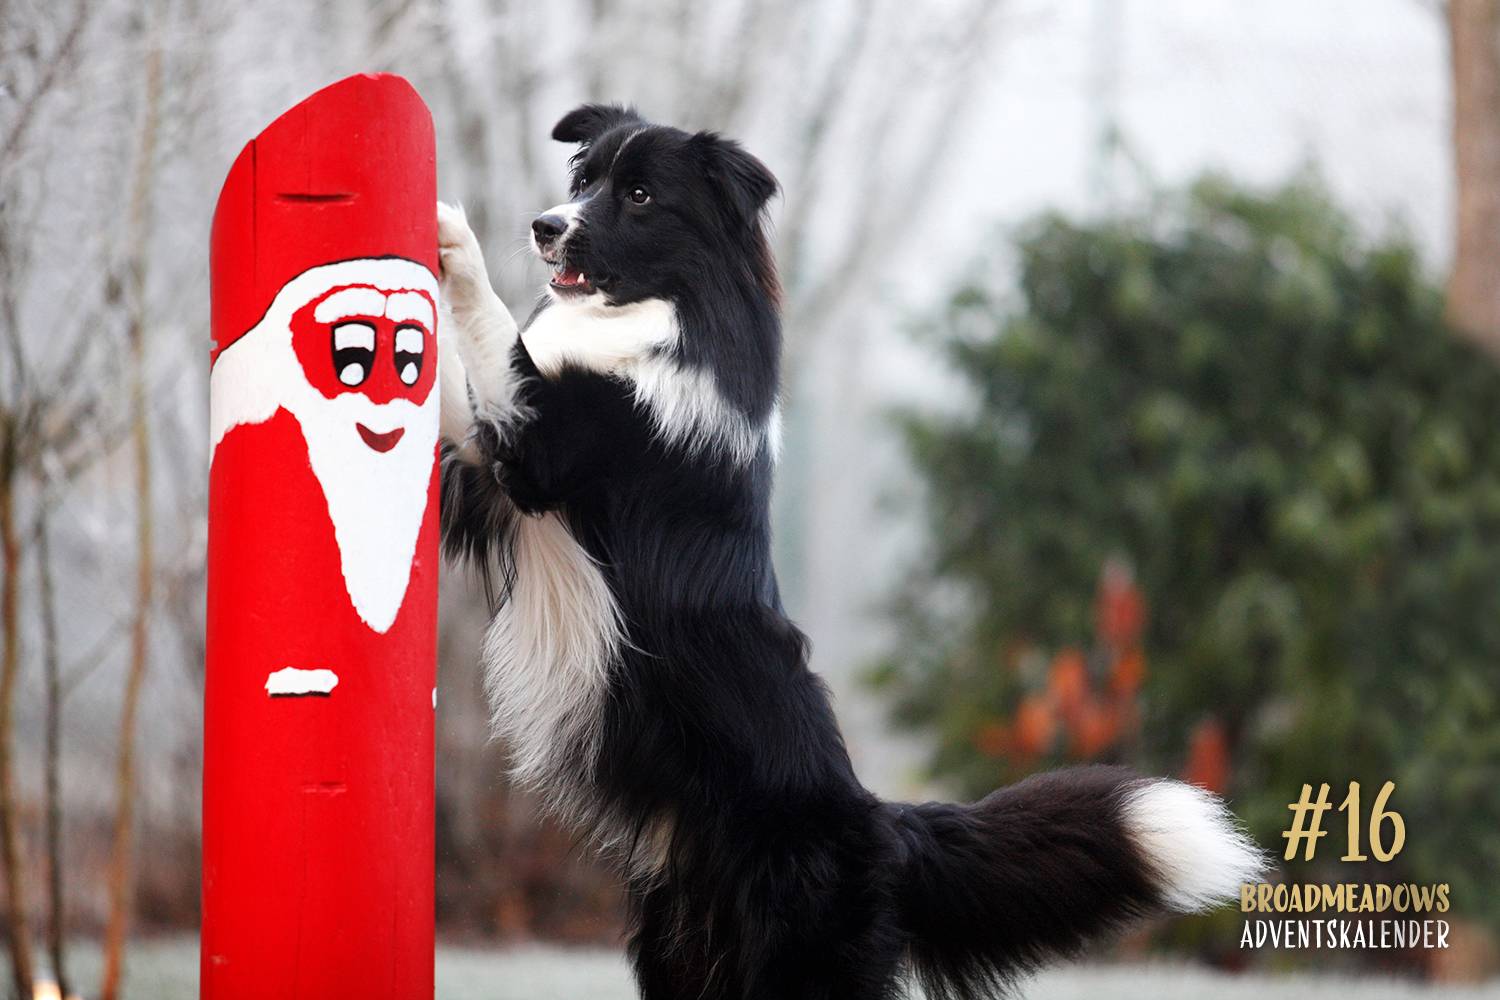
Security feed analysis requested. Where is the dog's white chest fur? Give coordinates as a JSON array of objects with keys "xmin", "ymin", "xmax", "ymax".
[
  {"xmin": 522, "ymin": 296, "xmax": 677, "ymax": 377},
  {"xmin": 524, "ymin": 296, "xmax": 777, "ymax": 465}
]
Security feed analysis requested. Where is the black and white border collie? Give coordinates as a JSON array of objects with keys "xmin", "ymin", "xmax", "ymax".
[{"xmin": 437, "ymin": 103, "xmax": 1264, "ymax": 1000}]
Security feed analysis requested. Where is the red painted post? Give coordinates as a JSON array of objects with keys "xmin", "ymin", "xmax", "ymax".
[{"xmin": 203, "ymin": 74, "xmax": 437, "ymax": 999}]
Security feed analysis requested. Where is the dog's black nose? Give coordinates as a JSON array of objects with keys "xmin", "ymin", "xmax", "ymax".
[{"xmin": 532, "ymin": 214, "xmax": 567, "ymax": 245}]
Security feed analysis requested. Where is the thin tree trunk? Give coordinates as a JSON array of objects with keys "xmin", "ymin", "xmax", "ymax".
[
  {"xmin": 38, "ymin": 511, "xmax": 68, "ymax": 1000},
  {"xmin": 100, "ymin": 36, "xmax": 163, "ymax": 1000},
  {"xmin": 99, "ymin": 408, "xmax": 151, "ymax": 1000},
  {"xmin": 1447, "ymin": 0, "xmax": 1500, "ymax": 357},
  {"xmin": 0, "ymin": 418, "xmax": 32, "ymax": 999}
]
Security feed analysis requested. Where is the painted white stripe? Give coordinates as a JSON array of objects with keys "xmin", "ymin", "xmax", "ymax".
[{"xmin": 265, "ymin": 667, "xmax": 339, "ymax": 696}]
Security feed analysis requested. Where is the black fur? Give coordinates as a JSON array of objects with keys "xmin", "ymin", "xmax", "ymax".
[{"xmin": 441, "ymin": 106, "xmax": 1246, "ymax": 1000}]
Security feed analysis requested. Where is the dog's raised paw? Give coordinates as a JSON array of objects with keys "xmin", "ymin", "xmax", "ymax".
[{"xmin": 437, "ymin": 201, "xmax": 490, "ymax": 312}]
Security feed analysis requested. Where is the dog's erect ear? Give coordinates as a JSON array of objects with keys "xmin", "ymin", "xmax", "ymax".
[
  {"xmin": 696, "ymin": 133, "xmax": 779, "ymax": 226},
  {"xmin": 551, "ymin": 104, "xmax": 641, "ymax": 146}
]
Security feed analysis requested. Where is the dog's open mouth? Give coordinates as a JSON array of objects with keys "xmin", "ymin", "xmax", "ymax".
[{"xmin": 550, "ymin": 266, "xmax": 593, "ymax": 294}]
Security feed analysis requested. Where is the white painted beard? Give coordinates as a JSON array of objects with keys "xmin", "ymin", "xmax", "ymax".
[{"xmin": 292, "ymin": 391, "xmax": 436, "ymax": 632}]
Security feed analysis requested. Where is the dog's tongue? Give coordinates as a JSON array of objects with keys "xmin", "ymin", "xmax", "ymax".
[{"xmin": 554, "ymin": 267, "xmax": 589, "ymax": 289}]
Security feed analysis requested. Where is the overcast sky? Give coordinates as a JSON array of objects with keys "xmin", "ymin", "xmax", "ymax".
[{"xmin": 902, "ymin": 0, "xmax": 1449, "ymax": 307}]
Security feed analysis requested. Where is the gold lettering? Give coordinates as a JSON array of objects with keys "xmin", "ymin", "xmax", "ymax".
[
  {"xmin": 1324, "ymin": 884, "xmax": 1343, "ymax": 912},
  {"xmin": 1369, "ymin": 782, "xmax": 1405, "ymax": 861}
]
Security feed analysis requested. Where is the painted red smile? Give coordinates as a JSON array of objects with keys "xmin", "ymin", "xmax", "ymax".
[{"xmin": 356, "ymin": 424, "xmax": 404, "ymax": 452}]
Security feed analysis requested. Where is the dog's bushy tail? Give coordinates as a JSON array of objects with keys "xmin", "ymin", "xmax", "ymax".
[{"xmin": 888, "ymin": 765, "xmax": 1264, "ymax": 1000}]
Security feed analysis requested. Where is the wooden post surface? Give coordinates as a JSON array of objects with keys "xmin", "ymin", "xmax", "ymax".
[{"xmin": 204, "ymin": 73, "xmax": 438, "ymax": 1000}]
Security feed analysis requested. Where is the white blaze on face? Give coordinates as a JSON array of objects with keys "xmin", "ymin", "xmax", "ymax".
[{"xmin": 211, "ymin": 258, "xmax": 440, "ymax": 634}]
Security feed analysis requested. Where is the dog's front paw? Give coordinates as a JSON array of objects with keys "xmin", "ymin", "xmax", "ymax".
[
  {"xmin": 437, "ymin": 201, "xmax": 493, "ymax": 314},
  {"xmin": 436, "ymin": 201, "xmax": 521, "ymax": 420}
]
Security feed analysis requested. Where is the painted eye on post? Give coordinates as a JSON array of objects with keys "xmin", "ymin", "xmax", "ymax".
[
  {"xmin": 394, "ymin": 324, "xmax": 425, "ymax": 386},
  {"xmin": 332, "ymin": 321, "xmax": 376, "ymax": 386},
  {"xmin": 629, "ymin": 187, "xmax": 650, "ymax": 205}
]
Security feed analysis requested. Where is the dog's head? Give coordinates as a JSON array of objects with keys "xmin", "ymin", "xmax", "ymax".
[{"xmin": 533, "ymin": 104, "xmax": 780, "ymax": 308}]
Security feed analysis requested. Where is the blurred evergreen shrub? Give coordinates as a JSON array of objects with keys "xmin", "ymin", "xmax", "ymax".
[{"xmin": 876, "ymin": 175, "xmax": 1500, "ymax": 927}]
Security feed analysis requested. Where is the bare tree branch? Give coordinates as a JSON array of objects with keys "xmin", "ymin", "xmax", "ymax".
[{"xmin": 0, "ymin": 0, "xmax": 92, "ymax": 170}]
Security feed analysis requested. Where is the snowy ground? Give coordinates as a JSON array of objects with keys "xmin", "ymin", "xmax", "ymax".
[{"xmin": 16, "ymin": 938, "xmax": 1500, "ymax": 1000}]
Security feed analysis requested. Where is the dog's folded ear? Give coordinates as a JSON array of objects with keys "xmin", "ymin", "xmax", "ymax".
[
  {"xmin": 694, "ymin": 133, "xmax": 779, "ymax": 227},
  {"xmin": 552, "ymin": 104, "xmax": 642, "ymax": 146}
]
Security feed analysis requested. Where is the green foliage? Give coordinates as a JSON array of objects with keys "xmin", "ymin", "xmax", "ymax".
[{"xmin": 878, "ymin": 175, "xmax": 1500, "ymax": 926}]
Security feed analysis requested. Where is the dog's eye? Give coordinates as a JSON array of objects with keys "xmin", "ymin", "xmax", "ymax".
[{"xmin": 629, "ymin": 187, "xmax": 650, "ymax": 205}]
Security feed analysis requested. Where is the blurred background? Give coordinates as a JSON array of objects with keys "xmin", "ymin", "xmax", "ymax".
[{"xmin": 3, "ymin": 0, "xmax": 1500, "ymax": 996}]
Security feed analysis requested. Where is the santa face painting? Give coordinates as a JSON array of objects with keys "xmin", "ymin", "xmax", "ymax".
[
  {"xmin": 210, "ymin": 257, "xmax": 440, "ymax": 635},
  {"xmin": 289, "ymin": 279, "xmax": 437, "ymax": 407}
]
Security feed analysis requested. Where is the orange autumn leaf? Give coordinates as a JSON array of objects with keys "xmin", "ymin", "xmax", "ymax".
[
  {"xmin": 1047, "ymin": 648, "xmax": 1089, "ymax": 718},
  {"xmin": 1182, "ymin": 718, "xmax": 1231, "ymax": 795},
  {"xmin": 1096, "ymin": 559, "xmax": 1147, "ymax": 648},
  {"xmin": 1110, "ymin": 646, "xmax": 1146, "ymax": 697},
  {"xmin": 1012, "ymin": 695, "xmax": 1056, "ymax": 756},
  {"xmin": 1068, "ymin": 696, "xmax": 1119, "ymax": 758}
]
